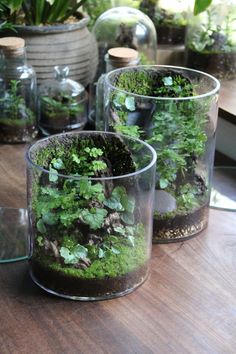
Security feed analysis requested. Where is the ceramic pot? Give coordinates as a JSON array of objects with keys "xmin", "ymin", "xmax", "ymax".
[{"xmin": 16, "ymin": 16, "xmax": 98, "ymax": 86}]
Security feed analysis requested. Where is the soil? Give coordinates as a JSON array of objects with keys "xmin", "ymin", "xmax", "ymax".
[
  {"xmin": 0, "ymin": 121, "xmax": 37, "ymax": 143},
  {"xmin": 186, "ymin": 49, "xmax": 236, "ymax": 80},
  {"xmin": 156, "ymin": 25, "xmax": 186, "ymax": 45},
  {"xmin": 39, "ymin": 113, "xmax": 85, "ymax": 136},
  {"xmin": 153, "ymin": 203, "xmax": 209, "ymax": 243},
  {"xmin": 30, "ymin": 259, "xmax": 148, "ymax": 299}
]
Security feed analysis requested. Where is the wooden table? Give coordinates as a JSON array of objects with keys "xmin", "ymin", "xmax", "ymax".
[
  {"xmin": 0, "ymin": 144, "xmax": 236, "ymax": 354},
  {"xmin": 219, "ymin": 79, "xmax": 236, "ymax": 120}
]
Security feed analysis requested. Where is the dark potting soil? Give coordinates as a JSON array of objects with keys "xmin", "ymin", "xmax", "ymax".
[
  {"xmin": 156, "ymin": 25, "xmax": 186, "ymax": 45},
  {"xmin": 0, "ymin": 122, "xmax": 37, "ymax": 143},
  {"xmin": 39, "ymin": 114, "xmax": 85, "ymax": 136},
  {"xmin": 153, "ymin": 203, "xmax": 209, "ymax": 243},
  {"xmin": 30, "ymin": 259, "xmax": 148, "ymax": 299},
  {"xmin": 186, "ymin": 49, "xmax": 236, "ymax": 80}
]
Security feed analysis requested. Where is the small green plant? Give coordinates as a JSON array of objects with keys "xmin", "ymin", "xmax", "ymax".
[
  {"xmin": 0, "ymin": 79, "xmax": 35, "ymax": 126},
  {"xmin": 41, "ymin": 94, "xmax": 84, "ymax": 119},
  {"xmin": 188, "ymin": 8, "xmax": 236, "ymax": 53}
]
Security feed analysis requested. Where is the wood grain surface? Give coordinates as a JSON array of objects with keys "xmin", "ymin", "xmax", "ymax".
[
  {"xmin": 0, "ymin": 144, "xmax": 236, "ymax": 353},
  {"xmin": 0, "ymin": 144, "xmax": 27, "ymax": 208},
  {"xmin": 219, "ymin": 79, "xmax": 236, "ymax": 118}
]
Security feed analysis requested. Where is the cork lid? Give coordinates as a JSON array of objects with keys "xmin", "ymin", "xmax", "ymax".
[
  {"xmin": 0, "ymin": 37, "xmax": 25, "ymax": 51},
  {"xmin": 108, "ymin": 47, "xmax": 138, "ymax": 62}
]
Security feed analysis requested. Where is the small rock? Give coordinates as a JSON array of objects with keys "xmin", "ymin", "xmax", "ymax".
[{"xmin": 154, "ymin": 190, "xmax": 177, "ymax": 214}]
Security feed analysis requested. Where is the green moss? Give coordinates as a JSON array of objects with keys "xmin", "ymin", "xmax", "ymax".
[
  {"xmin": 114, "ymin": 69, "xmax": 194, "ymax": 98},
  {"xmin": 0, "ymin": 116, "xmax": 35, "ymax": 127},
  {"xmin": 33, "ymin": 235, "xmax": 147, "ymax": 279},
  {"xmin": 33, "ymin": 133, "xmax": 136, "ymax": 177},
  {"xmin": 115, "ymin": 70, "xmax": 154, "ymax": 96}
]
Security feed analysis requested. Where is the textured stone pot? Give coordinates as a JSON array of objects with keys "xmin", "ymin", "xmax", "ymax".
[{"xmin": 16, "ymin": 16, "xmax": 98, "ymax": 86}]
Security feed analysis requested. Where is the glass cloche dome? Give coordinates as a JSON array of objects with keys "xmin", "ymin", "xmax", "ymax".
[{"xmin": 92, "ymin": 6, "xmax": 157, "ymax": 77}]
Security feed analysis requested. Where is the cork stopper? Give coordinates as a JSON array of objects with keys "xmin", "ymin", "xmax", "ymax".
[
  {"xmin": 0, "ymin": 37, "xmax": 25, "ymax": 50},
  {"xmin": 108, "ymin": 47, "xmax": 138, "ymax": 62},
  {"xmin": 0, "ymin": 37, "xmax": 25, "ymax": 57}
]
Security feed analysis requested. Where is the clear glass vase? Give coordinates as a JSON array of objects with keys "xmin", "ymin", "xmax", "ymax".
[
  {"xmin": 101, "ymin": 65, "xmax": 220, "ymax": 243},
  {"xmin": 26, "ymin": 131, "xmax": 156, "ymax": 300},
  {"xmin": 185, "ymin": 0, "xmax": 236, "ymax": 79}
]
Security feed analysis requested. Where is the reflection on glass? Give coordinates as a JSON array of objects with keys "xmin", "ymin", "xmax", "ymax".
[
  {"xmin": 0, "ymin": 208, "xmax": 28, "ymax": 263},
  {"xmin": 210, "ymin": 167, "xmax": 236, "ymax": 211}
]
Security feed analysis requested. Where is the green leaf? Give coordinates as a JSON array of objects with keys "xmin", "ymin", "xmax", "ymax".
[
  {"xmin": 49, "ymin": 166, "xmax": 58, "ymax": 183},
  {"xmin": 59, "ymin": 209, "xmax": 82, "ymax": 227},
  {"xmin": 8, "ymin": 0, "xmax": 23, "ymax": 14},
  {"xmin": 79, "ymin": 179, "xmax": 105, "ymax": 202},
  {"xmin": 72, "ymin": 153, "xmax": 81, "ymax": 164},
  {"xmin": 162, "ymin": 76, "xmax": 173, "ymax": 86},
  {"xmin": 103, "ymin": 196, "xmax": 124, "ymax": 211},
  {"xmin": 111, "ymin": 246, "xmax": 120, "ymax": 255},
  {"xmin": 60, "ymin": 244, "xmax": 88, "ymax": 265},
  {"xmin": 114, "ymin": 124, "xmax": 141, "ymax": 138},
  {"xmin": 73, "ymin": 244, "xmax": 88, "ymax": 260},
  {"xmin": 122, "ymin": 196, "xmax": 135, "ymax": 213},
  {"xmin": 125, "ymin": 96, "xmax": 136, "ymax": 111},
  {"xmin": 36, "ymin": 219, "xmax": 47, "ymax": 234},
  {"xmin": 98, "ymin": 248, "xmax": 105, "ymax": 259},
  {"xmin": 112, "ymin": 186, "xmax": 126, "ymax": 204},
  {"xmin": 42, "ymin": 211, "xmax": 58, "ymax": 225},
  {"xmin": 113, "ymin": 92, "xmax": 126, "ymax": 108},
  {"xmin": 114, "ymin": 226, "xmax": 126, "ymax": 236},
  {"xmin": 105, "ymin": 186, "xmax": 135, "ymax": 213},
  {"xmin": 46, "ymin": 0, "xmax": 55, "ymax": 5},
  {"xmin": 62, "ymin": 236, "xmax": 77, "ymax": 250},
  {"xmin": 127, "ymin": 235, "xmax": 135, "ymax": 247},
  {"xmin": 80, "ymin": 208, "xmax": 107, "ymax": 230},
  {"xmin": 121, "ymin": 212, "xmax": 135, "ymax": 225},
  {"xmin": 194, "ymin": 0, "xmax": 212, "ymax": 15},
  {"xmin": 85, "ymin": 147, "xmax": 103, "ymax": 158},
  {"xmin": 159, "ymin": 178, "xmax": 169, "ymax": 189},
  {"xmin": 91, "ymin": 160, "xmax": 107, "ymax": 172},
  {"xmin": 36, "ymin": 236, "xmax": 44, "ymax": 247},
  {"xmin": 60, "ymin": 247, "xmax": 75, "ymax": 264},
  {"xmin": 51, "ymin": 158, "xmax": 65, "ymax": 170}
]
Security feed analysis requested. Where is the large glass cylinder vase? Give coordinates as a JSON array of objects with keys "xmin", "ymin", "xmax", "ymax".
[
  {"xmin": 27, "ymin": 131, "xmax": 156, "ymax": 300},
  {"xmin": 101, "ymin": 65, "xmax": 220, "ymax": 243}
]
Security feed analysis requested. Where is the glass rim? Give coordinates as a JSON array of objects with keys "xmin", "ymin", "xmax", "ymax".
[
  {"xmin": 105, "ymin": 64, "xmax": 221, "ymax": 101},
  {"xmin": 26, "ymin": 130, "xmax": 157, "ymax": 181}
]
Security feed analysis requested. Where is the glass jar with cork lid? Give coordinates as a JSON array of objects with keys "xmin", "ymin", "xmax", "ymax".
[
  {"xmin": 0, "ymin": 37, "xmax": 38, "ymax": 143},
  {"xmin": 96, "ymin": 47, "xmax": 140, "ymax": 129}
]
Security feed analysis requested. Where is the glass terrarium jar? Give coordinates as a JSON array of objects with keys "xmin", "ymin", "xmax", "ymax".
[
  {"xmin": 185, "ymin": 0, "xmax": 236, "ymax": 79},
  {"xmin": 26, "ymin": 131, "xmax": 156, "ymax": 300},
  {"xmin": 101, "ymin": 65, "xmax": 220, "ymax": 243},
  {"xmin": 92, "ymin": 6, "xmax": 157, "ymax": 78},
  {"xmin": 0, "ymin": 37, "xmax": 38, "ymax": 143},
  {"xmin": 38, "ymin": 66, "xmax": 88, "ymax": 136},
  {"xmin": 139, "ymin": 0, "xmax": 188, "ymax": 45}
]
